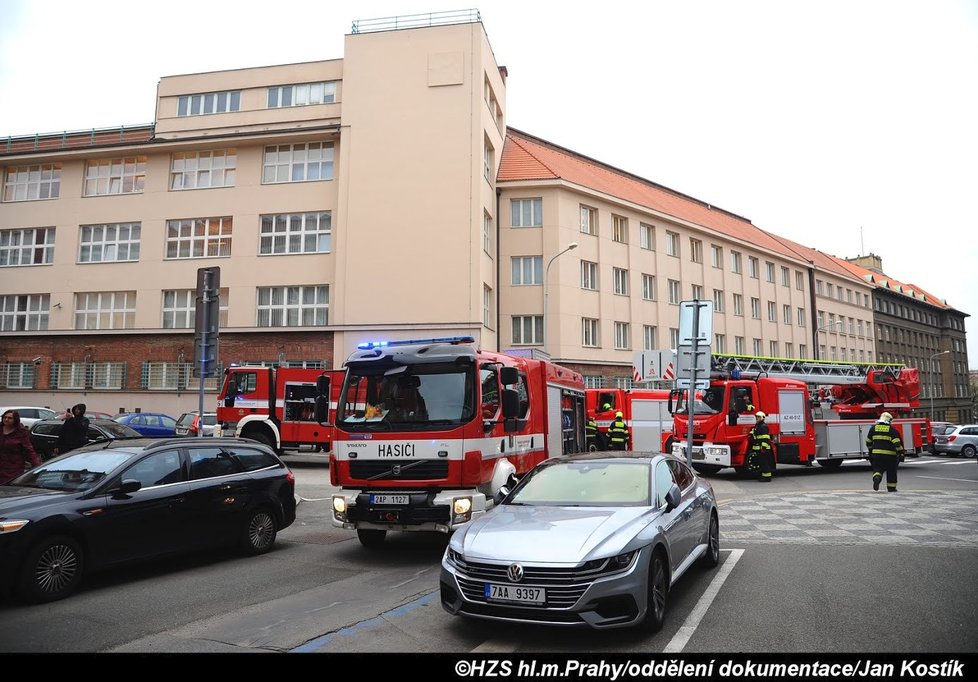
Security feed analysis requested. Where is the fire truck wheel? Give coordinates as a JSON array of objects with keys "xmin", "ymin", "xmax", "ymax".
[
  {"xmin": 816, "ymin": 458, "xmax": 844, "ymax": 469},
  {"xmin": 643, "ymin": 549, "xmax": 668, "ymax": 632},
  {"xmin": 692, "ymin": 464, "xmax": 721, "ymax": 476},
  {"xmin": 357, "ymin": 529, "xmax": 387, "ymax": 548},
  {"xmin": 245, "ymin": 431, "xmax": 275, "ymax": 450},
  {"xmin": 699, "ymin": 513, "xmax": 720, "ymax": 569}
]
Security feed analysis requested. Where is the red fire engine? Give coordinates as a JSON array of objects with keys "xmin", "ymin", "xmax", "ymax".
[
  {"xmin": 218, "ymin": 365, "xmax": 345, "ymax": 454},
  {"xmin": 666, "ymin": 354, "xmax": 929, "ymax": 475},
  {"xmin": 585, "ymin": 387, "xmax": 672, "ymax": 451},
  {"xmin": 320, "ymin": 336, "xmax": 586, "ymax": 547}
]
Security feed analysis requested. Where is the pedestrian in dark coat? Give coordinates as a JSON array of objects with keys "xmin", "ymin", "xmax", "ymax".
[
  {"xmin": 0, "ymin": 409, "xmax": 41, "ymax": 483},
  {"xmin": 55, "ymin": 403, "xmax": 90, "ymax": 456}
]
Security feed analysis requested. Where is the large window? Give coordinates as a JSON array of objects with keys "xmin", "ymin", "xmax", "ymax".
[
  {"xmin": 613, "ymin": 267, "xmax": 629, "ymax": 295},
  {"xmin": 614, "ymin": 322, "xmax": 630, "ymax": 350},
  {"xmin": 267, "ymin": 81, "xmax": 337, "ymax": 107},
  {"xmin": 580, "ymin": 205, "xmax": 597, "ymax": 235},
  {"xmin": 643, "ymin": 325, "xmax": 658, "ymax": 351},
  {"xmin": 0, "ymin": 294, "xmax": 49, "ymax": 331},
  {"xmin": 642, "ymin": 274, "xmax": 656, "ymax": 301},
  {"xmin": 79, "ymin": 223, "xmax": 140, "ymax": 263},
  {"xmin": 511, "ymin": 256, "xmax": 543, "ymax": 285},
  {"xmin": 162, "ymin": 288, "xmax": 229, "ymax": 328},
  {"xmin": 612, "ymin": 215, "xmax": 628, "ymax": 243},
  {"xmin": 0, "ymin": 227, "xmax": 54, "ymax": 266},
  {"xmin": 731, "ymin": 250, "xmax": 742, "ymax": 273},
  {"xmin": 640, "ymin": 223, "xmax": 654, "ymax": 250},
  {"xmin": 177, "ymin": 90, "xmax": 240, "ymax": 116},
  {"xmin": 483, "ymin": 211, "xmax": 493, "ymax": 254},
  {"xmin": 581, "ymin": 261, "xmax": 598, "ymax": 290},
  {"xmin": 748, "ymin": 256, "xmax": 759, "ymax": 279},
  {"xmin": 511, "ymin": 198, "xmax": 542, "ymax": 227},
  {"xmin": 259, "ymin": 212, "xmax": 331, "ymax": 255},
  {"xmin": 733, "ymin": 293, "xmax": 744, "ymax": 316},
  {"xmin": 690, "ymin": 238, "xmax": 703, "ymax": 263},
  {"xmin": 484, "ymin": 285, "xmax": 492, "ymax": 328},
  {"xmin": 74, "ymin": 291, "xmax": 135, "ymax": 329},
  {"xmin": 751, "ymin": 297, "xmax": 761, "ymax": 319},
  {"xmin": 666, "ymin": 231, "xmax": 680, "ymax": 257},
  {"xmin": 263, "ymin": 143, "xmax": 334, "ymax": 183},
  {"xmin": 582, "ymin": 318, "xmax": 599, "ymax": 347},
  {"xmin": 257, "ymin": 285, "xmax": 329, "ymax": 327},
  {"xmin": 713, "ymin": 289, "xmax": 724, "ymax": 313},
  {"xmin": 166, "ymin": 217, "xmax": 232, "ymax": 259},
  {"xmin": 512, "ymin": 315, "xmax": 543, "ymax": 345},
  {"xmin": 84, "ymin": 157, "xmax": 146, "ymax": 196},
  {"xmin": 2, "ymin": 163, "xmax": 61, "ymax": 201},
  {"xmin": 668, "ymin": 279, "xmax": 680, "ymax": 304},
  {"xmin": 170, "ymin": 150, "xmax": 236, "ymax": 190},
  {"xmin": 767, "ymin": 300, "xmax": 776, "ymax": 322}
]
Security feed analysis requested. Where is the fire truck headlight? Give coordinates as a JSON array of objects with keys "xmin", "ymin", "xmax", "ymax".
[
  {"xmin": 705, "ymin": 446, "xmax": 725, "ymax": 457},
  {"xmin": 452, "ymin": 497, "xmax": 473, "ymax": 524},
  {"xmin": 332, "ymin": 495, "xmax": 347, "ymax": 521}
]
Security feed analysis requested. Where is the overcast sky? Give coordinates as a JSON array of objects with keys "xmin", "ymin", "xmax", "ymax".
[{"xmin": 2, "ymin": 0, "xmax": 976, "ymax": 369}]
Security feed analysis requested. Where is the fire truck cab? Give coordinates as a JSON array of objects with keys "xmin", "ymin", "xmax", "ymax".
[{"xmin": 322, "ymin": 336, "xmax": 586, "ymax": 547}]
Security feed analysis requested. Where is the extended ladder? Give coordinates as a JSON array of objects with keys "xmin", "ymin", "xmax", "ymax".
[{"xmin": 709, "ymin": 353, "xmax": 907, "ymax": 386}]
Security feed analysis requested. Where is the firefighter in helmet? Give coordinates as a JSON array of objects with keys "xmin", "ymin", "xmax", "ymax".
[
  {"xmin": 608, "ymin": 411, "xmax": 629, "ymax": 451},
  {"xmin": 866, "ymin": 411, "xmax": 904, "ymax": 492},
  {"xmin": 747, "ymin": 411, "xmax": 774, "ymax": 482},
  {"xmin": 586, "ymin": 415, "xmax": 600, "ymax": 451}
]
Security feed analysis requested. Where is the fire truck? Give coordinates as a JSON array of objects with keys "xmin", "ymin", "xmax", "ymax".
[
  {"xmin": 320, "ymin": 336, "xmax": 586, "ymax": 547},
  {"xmin": 585, "ymin": 388, "xmax": 672, "ymax": 451},
  {"xmin": 666, "ymin": 354, "xmax": 929, "ymax": 475},
  {"xmin": 218, "ymin": 365, "xmax": 345, "ymax": 454}
]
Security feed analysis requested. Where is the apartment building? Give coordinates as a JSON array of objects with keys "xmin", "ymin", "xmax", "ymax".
[{"xmin": 0, "ymin": 11, "xmax": 969, "ymax": 419}]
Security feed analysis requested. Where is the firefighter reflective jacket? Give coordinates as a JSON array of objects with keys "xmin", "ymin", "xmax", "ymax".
[
  {"xmin": 866, "ymin": 423, "xmax": 903, "ymax": 456},
  {"xmin": 748, "ymin": 421, "xmax": 772, "ymax": 453},
  {"xmin": 608, "ymin": 418, "xmax": 629, "ymax": 446}
]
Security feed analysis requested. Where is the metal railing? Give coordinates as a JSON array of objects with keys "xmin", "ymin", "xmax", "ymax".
[
  {"xmin": 3, "ymin": 124, "xmax": 155, "ymax": 155},
  {"xmin": 352, "ymin": 9, "xmax": 480, "ymax": 34}
]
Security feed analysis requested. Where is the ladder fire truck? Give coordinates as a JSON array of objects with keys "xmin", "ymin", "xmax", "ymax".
[
  {"xmin": 666, "ymin": 354, "xmax": 929, "ymax": 475},
  {"xmin": 585, "ymin": 388, "xmax": 672, "ymax": 451},
  {"xmin": 218, "ymin": 365, "xmax": 345, "ymax": 454},
  {"xmin": 320, "ymin": 336, "xmax": 586, "ymax": 547}
]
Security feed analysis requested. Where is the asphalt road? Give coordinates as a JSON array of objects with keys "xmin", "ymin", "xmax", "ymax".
[{"xmin": 0, "ymin": 453, "xmax": 975, "ymax": 655}]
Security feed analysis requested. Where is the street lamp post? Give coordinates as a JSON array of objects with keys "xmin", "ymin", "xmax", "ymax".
[
  {"xmin": 813, "ymin": 319, "xmax": 844, "ymax": 360},
  {"xmin": 929, "ymin": 350, "xmax": 951, "ymax": 421},
  {"xmin": 543, "ymin": 242, "xmax": 578, "ymax": 356}
]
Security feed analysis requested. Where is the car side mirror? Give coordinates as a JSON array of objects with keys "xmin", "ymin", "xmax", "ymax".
[
  {"xmin": 112, "ymin": 479, "xmax": 142, "ymax": 497},
  {"xmin": 664, "ymin": 483, "xmax": 681, "ymax": 512}
]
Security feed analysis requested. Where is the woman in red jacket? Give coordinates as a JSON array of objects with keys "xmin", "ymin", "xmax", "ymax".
[{"xmin": 0, "ymin": 409, "xmax": 41, "ymax": 483}]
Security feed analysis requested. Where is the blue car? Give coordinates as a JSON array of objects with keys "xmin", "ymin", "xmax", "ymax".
[{"xmin": 112, "ymin": 412, "xmax": 178, "ymax": 437}]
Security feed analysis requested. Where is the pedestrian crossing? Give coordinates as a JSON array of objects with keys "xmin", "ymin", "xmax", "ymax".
[{"xmin": 719, "ymin": 490, "xmax": 978, "ymax": 547}]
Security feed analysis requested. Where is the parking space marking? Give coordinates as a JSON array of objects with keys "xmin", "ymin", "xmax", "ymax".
[
  {"xmin": 663, "ymin": 549, "xmax": 743, "ymax": 653},
  {"xmin": 915, "ymin": 475, "xmax": 978, "ymax": 483}
]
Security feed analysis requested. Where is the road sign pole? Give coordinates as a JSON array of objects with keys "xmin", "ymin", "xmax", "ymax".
[{"xmin": 685, "ymin": 303, "xmax": 700, "ymax": 467}]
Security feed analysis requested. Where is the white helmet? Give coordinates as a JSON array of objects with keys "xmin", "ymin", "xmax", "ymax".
[
  {"xmin": 879, "ymin": 412, "xmax": 893, "ymax": 424},
  {"xmin": 755, "ymin": 411, "xmax": 766, "ymax": 420}
]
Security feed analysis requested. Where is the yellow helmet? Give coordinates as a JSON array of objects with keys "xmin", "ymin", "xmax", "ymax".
[
  {"xmin": 755, "ymin": 411, "xmax": 766, "ymax": 420},
  {"xmin": 615, "ymin": 411, "xmax": 624, "ymax": 418},
  {"xmin": 880, "ymin": 412, "xmax": 893, "ymax": 424}
]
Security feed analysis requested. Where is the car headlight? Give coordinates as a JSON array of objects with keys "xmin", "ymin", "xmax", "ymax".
[
  {"xmin": 610, "ymin": 550, "xmax": 636, "ymax": 570},
  {"xmin": 445, "ymin": 547, "xmax": 466, "ymax": 568},
  {"xmin": 0, "ymin": 519, "xmax": 29, "ymax": 534}
]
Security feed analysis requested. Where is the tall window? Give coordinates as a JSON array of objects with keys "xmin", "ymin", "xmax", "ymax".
[
  {"xmin": 79, "ymin": 223, "xmax": 140, "ymax": 263},
  {"xmin": 613, "ymin": 267, "xmax": 629, "ymax": 295},
  {"xmin": 796, "ymin": 308, "xmax": 805, "ymax": 327},
  {"xmin": 0, "ymin": 227, "xmax": 55, "ymax": 266},
  {"xmin": 731, "ymin": 250, "xmax": 742, "ymax": 273},
  {"xmin": 783, "ymin": 304, "xmax": 792, "ymax": 325},
  {"xmin": 84, "ymin": 157, "xmax": 146, "ymax": 196},
  {"xmin": 3, "ymin": 163, "xmax": 61, "ymax": 201},
  {"xmin": 670, "ymin": 328, "xmax": 680, "ymax": 348},
  {"xmin": 643, "ymin": 325, "xmax": 658, "ymax": 351},
  {"xmin": 733, "ymin": 293, "xmax": 744, "ymax": 316},
  {"xmin": 0, "ymin": 293, "xmax": 49, "ymax": 331},
  {"xmin": 816, "ymin": 279, "xmax": 824, "ymax": 296},
  {"xmin": 581, "ymin": 261, "xmax": 598, "ymax": 290},
  {"xmin": 690, "ymin": 238, "xmax": 703, "ymax": 263},
  {"xmin": 484, "ymin": 138, "xmax": 494, "ymax": 182},
  {"xmin": 165, "ymin": 217, "xmax": 232, "ymax": 259},
  {"xmin": 799, "ymin": 344, "xmax": 807, "ymax": 358},
  {"xmin": 263, "ymin": 143, "xmax": 334, "ymax": 183},
  {"xmin": 259, "ymin": 212, "xmax": 331, "ymax": 255},
  {"xmin": 765, "ymin": 261, "xmax": 775, "ymax": 282},
  {"xmin": 267, "ymin": 81, "xmax": 337, "ymax": 107},
  {"xmin": 767, "ymin": 301, "xmax": 777, "ymax": 322},
  {"xmin": 714, "ymin": 334, "xmax": 726, "ymax": 353},
  {"xmin": 614, "ymin": 322, "xmax": 630, "ymax": 350},
  {"xmin": 735, "ymin": 336, "xmax": 745, "ymax": 354},
  {"xmin": 711, "ymin": 244, "xmax": 722, "ymax": 268},
  {"xmin": 781, "ymin": 266, "xmax": 790, "ymax": 287},
  {"xmin": 511, "ymin": 256, "xmax": 543, "ymax": 285},
  {"xmin": 170, "ymin": 149, "xmax": 236, "ymax": 190},
  {"xmin": 257, "ymin": 285, "xmax": 329, "ymax": 326},
  {"xmin": 691, "ymin": 284, "xmax": 703, "ymax": 300},
  {"xmin": 483, "ymin": 285, "xmax": 493, "ymax": 328},
  {"xmin": 177, "ymin": 90, "xmax": 240, "ymax": 116},
  {"xmin": 668, "ymin": 279, "xmax": 681, "ymax": 304},
  {"xmin": 612, "ymin": 215, "xmax": 628, "ymax": 243},
  {"xmin": 640, "ymin": 223, "xmax": 654, "ymax": 250},
  {"xmin": 582, "ymin": 318, "xmax": 599, "ymax": 347},
  {"xmin": 74, "ymin": 291, "xmax": 136, "ymax": 329},
  {"xmin": 796, "ymin": 271, "xmax": 805, "ymax": 290},
  {"xmin": 751, "ymin": 297, "xmax": 760, "ymax": 319},
  {"xmin": 666, "ymin": 231, "xmax": 680, "ymax": 257},
  {"xmin": 770, "ymin": 340, "xmax": 778, "ymax": 357},
  {"xmin": 483, "ymin": 211, "xmax": 493, "ymax": 254},
  {"xmin": 580, "ymin": 205, "xmax": 597, "ymax": 235},
  {"xmin": 642, "ymin": 274, "xmax": 656, "ymax": 300},
  {"xmin": 512, "ymin": 315, "xmax": 543, "ymax": 344},
  {"xmin": 753, "ymin": 338, "xmax": 762, "ymax": 355},
  {"xmin": 748, "ymin": 256, "xmax": 759, "ymax": 279},
  {"xmin": 162, "ymin": 288, "xmax": 230, "ymax": 328},
  {"xmin": 511, "ymin": 198, "xmax": 543, "ymax": 227},
  {"xmin": 713, "ymin": 289, "xmax": 724, "ymax": 312}
]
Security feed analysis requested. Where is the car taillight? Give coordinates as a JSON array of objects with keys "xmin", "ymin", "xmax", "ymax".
[
  {"xmin": 948, "ymin": 435, "xmax": 957, "ymax": 442},
  {"xmin": 286, "ymin": 470, "xmax": 295, "ymax": 484}
]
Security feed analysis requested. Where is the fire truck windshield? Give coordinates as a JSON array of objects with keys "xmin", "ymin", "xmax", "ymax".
[
  {"xmin": 337, "ymin": 364, "xmax": 475, "ymax": 430},
  {"xmin": 673, "ymin": 387, "xmax": 724, "ymax": 416}
]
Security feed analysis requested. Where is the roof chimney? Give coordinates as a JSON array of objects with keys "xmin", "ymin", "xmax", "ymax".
[{"xmin": 847, "ymin": 253, "xmax": 883, "ymax": 274}]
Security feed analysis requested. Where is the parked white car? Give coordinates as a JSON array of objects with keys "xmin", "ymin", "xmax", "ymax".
[{"xmin": 0, "ymin": 405, "xmax": 60, "ymax": 427}]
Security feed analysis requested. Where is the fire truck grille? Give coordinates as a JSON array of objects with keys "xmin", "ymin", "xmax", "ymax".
[
  {"xmin": 453, "ymin": 561, "xmax": 596, "ymax": 608},
  {"xmin": 348, "ymin": 459, "xmax": 449, "ymax": 480}
]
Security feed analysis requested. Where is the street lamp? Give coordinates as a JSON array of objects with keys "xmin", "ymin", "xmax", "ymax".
[
  {"xmin": 929, "ymin": 350, "xmax": 950, "ymax": 421},
  {"xmin": 543, "ymin": 242, "xmax": 578, "ymax": 356},
  {"xmin": 813, "ymin": 319, "xmax": 844, "ymax": 360}
]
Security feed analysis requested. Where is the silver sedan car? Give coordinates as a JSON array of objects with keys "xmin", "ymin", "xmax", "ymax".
[{"xmin": 440, "ymin": 452, "xmax": 719, "ymax": 630}]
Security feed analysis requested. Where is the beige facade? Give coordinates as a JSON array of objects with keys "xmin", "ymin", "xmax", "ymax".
[{"xmin": 0, "ymin": 11, "xmax": 965, "ymax": 417}]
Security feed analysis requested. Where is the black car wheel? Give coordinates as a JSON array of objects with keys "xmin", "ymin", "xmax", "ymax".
[
  {"xmin": 19, "ymin": 535, "xmax": 84, "ymax": 603},
  {"xmin": 357, "ymin": 529, "xmax": 387, "ymax": 548},
  {"xmin": 962, "ymin": 444, "xmax": 977, "ymax": 458},
  {"xmin": 241, "ymin": 507, "xmax": 277, "ymax": 555},
  {"xmin": 700, "ymin": 513, "xmax": 720, "ymax": 568},
  {"xmin": 644, "ymin": 550, "xmax": 668, "ymax": 632}
]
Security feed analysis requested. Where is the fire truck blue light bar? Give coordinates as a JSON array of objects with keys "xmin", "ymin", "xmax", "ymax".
[{"xmin": 356, "ymin": 336, "xmax": 476, "ymax": 349}]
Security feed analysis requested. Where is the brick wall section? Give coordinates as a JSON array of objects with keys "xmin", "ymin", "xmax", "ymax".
[{"xmin": 0, "ymin": 331, "xmax": 335, "ymax": 390}]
